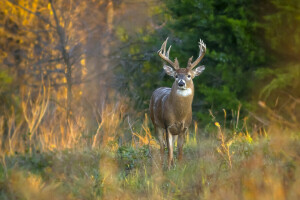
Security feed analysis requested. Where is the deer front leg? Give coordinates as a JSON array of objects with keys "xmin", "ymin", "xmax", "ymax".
[
  {"xmin": 178, "ymin": 127, "xmax": 188, "ymax": 162},
  {"xmin": 166, "ymin": 127, "xmax": 174, "ymax": 170}
]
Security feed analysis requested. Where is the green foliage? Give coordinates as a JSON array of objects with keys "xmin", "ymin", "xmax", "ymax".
[
  {"xmin": 262, "ymin": 0, "xmax": 300, "ymax": 59},
  {"xmin": 256, "ymin": 65, "xmax": 300, "ymax": 99},
  {"xmin": 253, "ymin": 0, "xmax": 300, "ymax": 104},
  {"xmin": 116, "ymin": 0, "xmax": 266, "ymax": 122},
  {"xmin": 116, "ymin": 0, "xmax": 300, "ymax": 124},
  {"xmin": 0, "ymin": 71, "xmax": 13, "ymax": 87},
  {"xmin": 164, "ymin": 0, "xmax": 266, "ymax": 119},
  {"xmin": 117, "ymin": 145, "xmax": 151, "ymax": 171},
  {"xmin": 230, "ymin": 133, "xmax": 256, "ymax": 160},
  {"xmin": 0, "ymin": 70, "xmax": 21, "ymax": 117}
]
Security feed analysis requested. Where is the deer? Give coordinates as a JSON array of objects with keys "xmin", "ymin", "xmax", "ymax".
[{"xmin": 149, "ymin": 38, "xmax": 206, "ymax": 169}]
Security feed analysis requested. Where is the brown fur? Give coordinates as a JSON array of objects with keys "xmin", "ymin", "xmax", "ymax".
[
  {"xmin": 150, "ymin": 38, "xmax": 206, "ymax": 169},
  {"xmin": 149, "ymin": 69, "xmax": 195, "ymax": 169}
]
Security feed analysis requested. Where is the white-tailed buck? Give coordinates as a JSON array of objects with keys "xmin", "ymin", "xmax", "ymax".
[{"xmin": 149, "ymin": 38, "xmax": 206, "ymax": 169}]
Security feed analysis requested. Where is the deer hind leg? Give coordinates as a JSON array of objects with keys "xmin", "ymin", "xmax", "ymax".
[
  {"xmin": 157, "ymin": 127, "xmax": 165, "ymax": 166},
  {"xmin": 166, "ymin": 127, "xmax": 174, "ymax": 170},
  {"xmin": 173, "ymin": 135, "xmax": 178, "ymax": 161},
  {"xmin": 178, "ymin": 127, "xmax": 188, "ymax": 162}
]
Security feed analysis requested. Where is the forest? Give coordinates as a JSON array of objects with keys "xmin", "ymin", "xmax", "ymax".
[{"xmin": 0, "ymin": 0, "xmax": 299, "ymax": 199}]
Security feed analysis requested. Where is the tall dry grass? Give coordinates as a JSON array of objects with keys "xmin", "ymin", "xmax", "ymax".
[
  {"xmin": 0, "ymin": 87, "xmax": 299, "ymax": 199},
  {"xmin": 0, "ymin": 87, "xmax": 145, "ymax": 155}
]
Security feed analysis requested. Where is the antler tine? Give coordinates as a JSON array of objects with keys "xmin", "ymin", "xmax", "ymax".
[
  {"xmin": 158, "ymin": 38, "xmax": 179, "ymax": 70},
  {"xmin": 187, "ymin": 39, "xmax": 206, "ymax": 70},
  {"xmin": 163, "ymin": 38, "xmax": 167, "ymax": 54},
  {"xmin": 167, "ymin": 45, "xmax": 171, "ymax": 57},
  {"xmin": 159, "ymin": 37, "xmax": 168, "ymax": 56},
  {"xmin": 187, "ymin": 56, "xmax": 193, "ymax": 67}
]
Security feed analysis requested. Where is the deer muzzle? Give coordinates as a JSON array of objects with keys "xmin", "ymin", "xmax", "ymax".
[{"xmin": 178, "ymin": 79, "xmax": 186, "ymax": 88}]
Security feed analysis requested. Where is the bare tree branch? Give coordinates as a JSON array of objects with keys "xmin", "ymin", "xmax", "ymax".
[{"xmin": 7, "ymin": 0, "xmax": 54, "ymax": 28}]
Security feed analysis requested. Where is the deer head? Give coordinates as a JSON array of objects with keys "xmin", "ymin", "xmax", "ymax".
[{"xmin": 158, "ymin": 38, "xmax": 206, "ymax": 94}]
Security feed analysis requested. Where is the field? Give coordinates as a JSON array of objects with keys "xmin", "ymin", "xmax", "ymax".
[
  {"xmin": 1, "ymin": 1, "xmax": 300, "ymax": 199},
  {"xmin": 0, "ymin": 99, "xmax": 299, "ymax": 200}
]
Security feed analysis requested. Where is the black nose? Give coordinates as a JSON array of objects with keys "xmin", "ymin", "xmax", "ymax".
[{"xmin": 178, "ymin": 80, "xmax": 185, "ymax": 87}]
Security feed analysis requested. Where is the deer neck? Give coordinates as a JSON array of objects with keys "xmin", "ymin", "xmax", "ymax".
[{"xmin": 168, "ymin": 83, "xmax": 194, "ymax": 111}]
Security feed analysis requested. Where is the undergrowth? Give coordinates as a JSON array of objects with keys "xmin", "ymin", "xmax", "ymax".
[{"xmin": 0, "ymin": 94, "xmax": 299, "ymax": 199}]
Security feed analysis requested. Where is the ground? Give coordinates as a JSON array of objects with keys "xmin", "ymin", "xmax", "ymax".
[{"xmin": 1, "ymin": 123, "xmax": 299, "ymax": 200}]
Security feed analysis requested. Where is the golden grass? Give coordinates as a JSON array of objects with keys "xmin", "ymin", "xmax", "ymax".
[{"xmin": 0, "ymin": 88, "xmax": 299, "ymax": 199}]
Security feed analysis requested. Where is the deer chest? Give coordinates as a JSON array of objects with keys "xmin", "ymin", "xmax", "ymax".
[{"xmin": 168, "ymin": 122, "xmax": 188, "ymax": 135}]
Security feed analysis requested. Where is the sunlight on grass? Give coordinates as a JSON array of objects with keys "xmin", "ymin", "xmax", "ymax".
[{"xmin": 0, "ymin": 91, "xmax": 299, "ymax": 199}]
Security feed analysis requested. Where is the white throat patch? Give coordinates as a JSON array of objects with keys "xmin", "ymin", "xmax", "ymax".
[{"xmin": 176, "ymin": 88, "xmax": 192, "ymax": 97}]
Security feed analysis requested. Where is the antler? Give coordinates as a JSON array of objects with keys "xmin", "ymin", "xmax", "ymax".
[
  {"xmin": 187, "ymin": 39, "xmax": 206, "ymax": 70},
  {"xmin": 158, "ymin": 38, "xmax": 179, "ymax": 70}
]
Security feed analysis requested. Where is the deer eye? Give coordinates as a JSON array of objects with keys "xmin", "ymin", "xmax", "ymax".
[
  {"xmin": 175, "ymin": 75, "xmax": 178, "ymax": 78},
  {"xmin": 187, "ymin": 75, "xmax": 191, "ymax": 78}
]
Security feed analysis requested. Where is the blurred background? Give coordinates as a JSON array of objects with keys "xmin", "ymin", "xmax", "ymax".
[
  {"xmin": 1, "ymin": 0, "xmax": 299, "ymax": 131},
  {"xmin": 0, "ymin": 0, "xmax": 300, "ymax": 199}
]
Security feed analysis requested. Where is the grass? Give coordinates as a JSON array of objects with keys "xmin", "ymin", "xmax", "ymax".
[
  {"xmin": 1, "ymin": 125, "xmax": 299, "ymax": 199},
  {"xmin": 0, "ymin": 92, "xmax": 299, "ymax": 199}
]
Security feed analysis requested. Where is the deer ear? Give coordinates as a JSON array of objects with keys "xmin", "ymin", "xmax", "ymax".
[
  {"xmin": 163, "ymin": 65, "xmax": 176, "ymax": 77},
  {"xmin": 192, "ymin": 66, "xmax": 205, "ymax": 77}
]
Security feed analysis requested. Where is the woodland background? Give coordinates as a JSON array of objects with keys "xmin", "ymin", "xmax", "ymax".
[{"xmin": 0, "ymin": 0, "xmax": 299, "ymax": 199}]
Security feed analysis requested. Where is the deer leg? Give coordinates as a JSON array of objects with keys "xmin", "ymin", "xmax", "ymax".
[
  {"xmin": 166, "ymin": 128, "xmax": 174, "ymax": 170},
  {"xmin": 157, "ymin": 127, "xmax": 165, "ymax": 166},
  {"xmin": 178, "ymin": 128, "xmax": 188, "ymax": 162},
  {"xmin": 177, "ymin": 134, "xmax": 184, "ymax": 162},
  {"xmin": 173, "ymin": 135, "xmax": 178, "ymax": 162},
  {"xmin": 173, "ymin": 135, "xmax": 178, "ymax": 149}
]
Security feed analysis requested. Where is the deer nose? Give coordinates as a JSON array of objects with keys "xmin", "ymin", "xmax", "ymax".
[{"xmin": 178, "ymin": 80, "xmax": 185, "ymax": 87}]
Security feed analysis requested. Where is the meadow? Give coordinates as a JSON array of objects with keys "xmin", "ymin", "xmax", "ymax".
[
  {"xmin": 1, "ymin": 0, "xmax": 300, "ymax": 199},
  {"xmin": 0, "ymin": 94, "xmax": 299, "ymax": 200}
]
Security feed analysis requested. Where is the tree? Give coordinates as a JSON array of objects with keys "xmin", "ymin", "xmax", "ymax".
[
  {"xmin": 254, "ymin": 0, "xmax": 300, "ymax": 128},
  {"xmin": 255, "ymin": 0, "xmax": 300, "ymax": 100},
  {"xmin": 0, "ymin": 0, "xmax": 128, "ymax": 147},
  {"xmin": 116, "ymin": 0, "xmax": 266, "ymax": 124}
]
